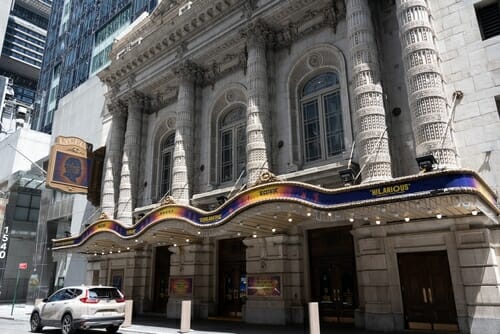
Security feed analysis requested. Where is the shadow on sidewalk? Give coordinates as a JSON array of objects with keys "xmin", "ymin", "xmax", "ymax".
[{"xmin": 131, "ymin": 314, "xmax": 392, "ymax": 334}]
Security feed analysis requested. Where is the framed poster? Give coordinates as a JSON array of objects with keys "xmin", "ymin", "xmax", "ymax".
[
  {"xmin": 247, "ymin": 275, "xmax": 281, "ymax": 297},
  {"xmin": 169, "ymin": 277, "xmax": 193, "ymax": 296}
]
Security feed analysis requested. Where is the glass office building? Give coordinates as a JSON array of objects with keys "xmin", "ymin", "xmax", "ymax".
[
  {"xmin": 0, "ymin": 0, "xmax": 51, "ymax": 135},
  {"xmin": 32, "ymin": 0, "xmax": 157, "ymax": 134}
]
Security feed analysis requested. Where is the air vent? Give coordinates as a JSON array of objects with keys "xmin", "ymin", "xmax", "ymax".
[{"xmin": 476, "ymin": 2, "xmax": 500, "ymax": 40}]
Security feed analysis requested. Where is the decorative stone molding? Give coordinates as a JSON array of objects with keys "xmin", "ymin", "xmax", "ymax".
[
  {"xmin": 244, "ymin": 19, "xmax": 271, "ymax": 185},
  {"xmin": 242, "ymin": 0, "xmax": 258, "ymax": 19},
  {"xmin": 241, "ymin": 19, "xmax": 274, "ymax": 50},
  {"xmin": 159, "ymin": 195, "xmax": 176, "ymax": 205},
  {"xmin": 253, "ymin": 171, "xmax": 281, "ymax": 186},
  {"xmin": 347, "ymin": 0, "xmax": 392, "ymax": 183},
  {"xmin": 174, "ymin": 59, "xmax": 204, "ymax": 83},
  {"xmin": 395, "ymin": 0, "xmax": 458, "ymax": 168}
]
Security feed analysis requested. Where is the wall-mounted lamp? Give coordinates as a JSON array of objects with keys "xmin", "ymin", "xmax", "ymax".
[
  {"xmin": 338, "ymin": 162, "xmax": 360, "ymax": 186},
  {"xmin": 416, "ymin": 154, "xmax": 437, "ymax": 172},
  {"xmin": 216, "ymin": 195, "xmax": 227, "ymax": 205}
]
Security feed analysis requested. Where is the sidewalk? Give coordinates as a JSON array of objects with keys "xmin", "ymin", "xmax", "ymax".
[{"xmin": 0, "ymin": 303, "xmax": 390, "ymax": 334}]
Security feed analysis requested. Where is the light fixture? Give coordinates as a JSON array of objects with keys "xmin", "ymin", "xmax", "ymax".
[
  {"xmin": 109, "ymin": 251, "xmax": 113, "ymax": 254},
  {"xmin": 252, "ymin": 234, "xmax": 257, "ymax": 238},
  {"xmin": 288, "ymin": 218, "xmax": 293, "ymax": 222},
  {"xmin": 272, "ymin": 228, "xmax": 276, "ymax": 233},
  {"xmin": 307, "ymin": 212, "xmax": 312, "ymax": 217},
  {"xmin": 404, "ymin": 217, "xmax": 410, "ymax": 222},
  {"xmin": 197, "ymin": 231, "xmax": 201, "ymax": 235},
  {"xmin": 237, "ymin": 232, "xmax": 241, "ymax": 236},
  {"xmin": 126, "ymin": 247, "xmax": 130, "ymax": 250},
  {"xmin": 375, "ymin": 220, "xmax": 381, "ymax": 225},
  {"xmin": 135, "ymin": 239, "xmax": 139, "ymax": 243},
  {"xmin": 216, "ymin": 195, "xmax": 228, "ymax": 205},
  {"xmin": 94, "ymin": 253, "xmax": 97, "ymax": 256},
  {"xmin": 338, "ymin": 162, "xmax": 360, "ymax": 186},
  {"xmin": 436, "ymin": 213, "xmax": 442, "ymax": 219},
  {"xmin": 416, "ymin": 154, "xmax": 437, "ymax": 172},
  {"xmin": 327, "ymin": 212, "xmax": 332, "ymax": 217},
  {"xmin": 471, "ymin": 210, "xmax": 478, "ymax": 216},
  {"xmin": 186, "ymin": 239, "xmax": 190, "ymax": 243},
  {"xmin": 349, "ymin": 218, "xmax": 354, "ymax": 223},
  {"xmin": 118, "ymin": 249, "xmax": 121, "ymax": 253}
]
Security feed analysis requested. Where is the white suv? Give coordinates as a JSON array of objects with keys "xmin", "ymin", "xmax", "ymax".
[{"xmin": 30, "ymin": 285, "xmax": 126, "ymax": 334}]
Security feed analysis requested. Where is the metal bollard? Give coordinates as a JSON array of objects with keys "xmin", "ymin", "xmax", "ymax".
[
  {"xmin": 308, "ymin": 302, "xmax": 320, "ymax": 334},
  {"xmin": 180, "ymin": 300, "xmax": 191, "ymax": 333}
]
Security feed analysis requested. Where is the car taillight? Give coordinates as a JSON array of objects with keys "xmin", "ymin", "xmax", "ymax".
[
  {"xmin": 115, "ymin": 295, "xmax": 125, "ymax": 303},
  {"xmin": 80, "ymin": 290, "xmax": 99, "ymax": 303}
]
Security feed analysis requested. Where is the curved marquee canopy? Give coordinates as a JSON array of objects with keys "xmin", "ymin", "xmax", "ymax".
[{"xmin": 52, "ymin": 170, "xmax": 499, "ymax": 253}]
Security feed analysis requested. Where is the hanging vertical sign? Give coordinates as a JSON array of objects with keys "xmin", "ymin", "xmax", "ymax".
[
  {"xmin": 46, "ymin": 136, "xmax": 93, "ymax": 194},
  {"xmin": 0, "ymin": 225, "xmax": 10, "ymax": 296}
]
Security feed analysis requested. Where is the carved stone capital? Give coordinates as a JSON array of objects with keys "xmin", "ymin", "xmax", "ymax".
[
  {"xmin": 174, "ymin": 59, "xmax": 203, "ymax": 82},
  {"xmin": 125, "ymin": 90, "xmax": 146, "ymax": 108},
  {"xmin": 108, "ymin": 100, "xmax": 128, "ymax": 117},
  {"xmin": 241, "ymin": 20, "xmax": 274, "ymax": 49}
]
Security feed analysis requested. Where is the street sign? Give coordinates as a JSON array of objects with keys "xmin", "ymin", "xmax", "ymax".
[{"xmin": 18, "ymin": 263, "xmax": 27, "ymax": 270}]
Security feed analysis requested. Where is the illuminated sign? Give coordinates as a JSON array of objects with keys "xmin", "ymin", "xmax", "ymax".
[
  {"xmin": 370, "ymin": 183, "xmax": 410, "ymax": 197},
  {"xmin": 46, "ymin": 136, "xmax": 93, "ymax": 194}
]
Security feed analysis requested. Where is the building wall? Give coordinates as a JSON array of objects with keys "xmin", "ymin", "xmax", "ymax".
[
  {"xmin": 52, "ymin": 0, "xmax": 500, "ymax": 332},
  {"xmin": 0, "ymin": 128, "xmax": 50, "ymax": 183}
]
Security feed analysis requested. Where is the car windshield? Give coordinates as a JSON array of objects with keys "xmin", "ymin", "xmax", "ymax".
[{"xmin": 88, "ymin": 288, "xmax": 121, "ymax": 299}]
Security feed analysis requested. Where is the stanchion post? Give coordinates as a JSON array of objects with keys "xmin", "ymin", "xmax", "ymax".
[
  {"xmin": 308, "ymin": 302, "xmax": 320, "ymax": 334},
  {"xmin": 180, "ymin": 300, "xmax": 191, "ymax": 333}
]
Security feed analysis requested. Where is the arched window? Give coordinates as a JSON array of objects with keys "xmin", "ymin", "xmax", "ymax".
[
  {"xmin": 159, "ymin": 133, "xmax": 175, "ymax": 196},
  {"xmin": 301, "ymin": 72, "xmax": 344, "ymax": 163},
  {"xmin": 219, "ymin": 106, "xmax": 246, "ymax": 183}
]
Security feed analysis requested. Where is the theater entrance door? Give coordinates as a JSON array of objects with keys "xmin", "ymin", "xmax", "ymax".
[{"xmin": 218, "ymin": 238, "xmax": 246, "ymax": 318}]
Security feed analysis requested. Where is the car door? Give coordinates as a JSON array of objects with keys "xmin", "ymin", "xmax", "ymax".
[
  {"xmin": 40, "ymin": 289, "xmax": 66, "ymax": 323},
  {"xmin": 53, "ymin": 289, "xmax": 76, "ymax": 321}
]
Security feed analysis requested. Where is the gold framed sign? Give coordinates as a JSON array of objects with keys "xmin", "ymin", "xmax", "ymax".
[{"xmin": 46, "ymin": 136, "xmax": 93, "ymax": 194}]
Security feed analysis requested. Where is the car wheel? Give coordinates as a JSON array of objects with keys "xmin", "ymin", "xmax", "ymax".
[
  {"xmin": 30, "ymin": 312, "xmax": 43, "ymax": 333},
  {"xmin": 106, "ymin": 325, "xmax": 120, "ymax": 333},
  {"xmin": 61, "ymin": 313, "xmax": 75, "ymax": 334}
]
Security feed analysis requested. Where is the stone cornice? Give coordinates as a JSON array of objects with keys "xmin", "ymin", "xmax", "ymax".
[{"xmin": 100, "ymin": 0, "xmax": 342, "ymax": 106}]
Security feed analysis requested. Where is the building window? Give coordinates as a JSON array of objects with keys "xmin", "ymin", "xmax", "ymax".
[
  {"xmin": 159, "ymin": 133, "xmax": 175, "ymax": 197},
  {"xmin": 219, "ymin": 107, "xmax": 246, "ymax": 183},
  {"xmin": 14, "ymin": 191, "xmax": 40, "ymax": 223},
  {"xmin": 495, "ymin": 95, "xmax": 500, "ymax": 118},
  {"xmin": 301, "ymin": 72, "xmax": 344, "ymax": 163},
  {"xmin": 475, "ymin": 1, "xmax": 500, "ymax": 40}
]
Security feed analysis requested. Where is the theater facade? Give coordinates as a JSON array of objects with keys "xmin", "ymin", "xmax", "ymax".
[{"xmin": 51, "ymin": 1, "xmax": 500, "ymax": 333}]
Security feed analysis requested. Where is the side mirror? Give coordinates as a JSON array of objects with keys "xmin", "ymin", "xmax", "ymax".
[{"xmin": 42, "ymin": 298, "xmax": 48, "ymax": 303}]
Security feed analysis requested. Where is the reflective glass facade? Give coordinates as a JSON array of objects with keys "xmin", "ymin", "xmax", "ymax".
[{"xmin": 33, "ymin": 0, "xmax": 157, "ymax": 134}]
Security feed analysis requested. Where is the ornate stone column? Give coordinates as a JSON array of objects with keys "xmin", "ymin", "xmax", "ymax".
[
  {"xmin": 243, "ymin": 21, "xmax": 271, "ymax": 185},
  {"xmin": 396, "ymin": 0, "xmax": 458, "ymax": 168},
  {"xmin": 117, "ymin": 93, "xmax": 143, "ymax": 225},
  {"xmin": 171, "ymin": 61, "xmax": 197, "ymax": 204},
  {"xmin": 347, "ymin": 0, "xmax": 392, "ymax": 183},
  {"xmin": 101, "ymin": 102, "xmax": 127, "ymax": 218}
]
